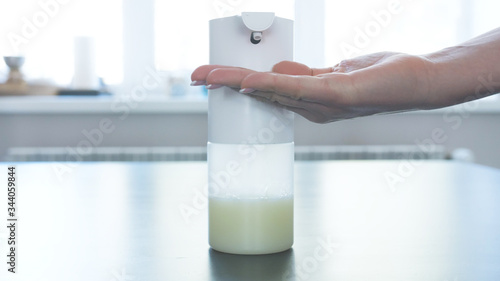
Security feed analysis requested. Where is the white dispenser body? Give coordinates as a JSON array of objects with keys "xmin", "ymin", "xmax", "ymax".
[{"xmin": 208, "ymin": 12, "xmax": 294, "ymax": 255}]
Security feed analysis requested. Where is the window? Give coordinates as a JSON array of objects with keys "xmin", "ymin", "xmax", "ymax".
[
  {"xmin": 1, "ymin": 0, "xmax": 498, "ymax": 104},
  {"xmin": 323, "ymin": 0, "xmax": 500, "ymax": 103},
  {"xmin": 0, "ymin": 0, "xmax": 122, "ymax": 86},
  {"xmin": 151, "ymin": 0, "xmax": 294, "ymax": 97},
  {"xmin": 154, "ymin": 0, "xmax": 295, "ymax": 72},
  {"xmin": 324, "ymin": 0, "xmax": 500, "ymax": 63}
]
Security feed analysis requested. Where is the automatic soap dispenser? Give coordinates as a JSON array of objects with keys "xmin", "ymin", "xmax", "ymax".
[{"xmin": 208, "ymin": 12, "xmax": 294, "ymax": 255}]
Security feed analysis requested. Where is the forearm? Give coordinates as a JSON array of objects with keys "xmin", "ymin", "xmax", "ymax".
[{"xmin": 423, "ymin": 27, "xmax": 500, "ymax": 107}]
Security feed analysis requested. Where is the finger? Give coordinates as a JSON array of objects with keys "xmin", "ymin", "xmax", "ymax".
[
  {"xmin": 249, "ymin": 93, "xmax": 328, "ymax": 123},
  {"xmin": 272, "ymin": 61, "xmax": 311, "ymax": 75},
  {"xmin": 246, "ymin": 90, "xmax": 307, "ymax": 108},
  {"xmin": 272, "ymin": 61, "xmax": 333, "ymax": 76},
  {"xmin": 311, "ymin": 67, "xmax": 335, "ymax": 76},
  {"xmin": 243, "ymin": 89, "xmax": 337, "ymax": 123},
  {"xmin": 191, "ymin": 65, "xmax": 241, "ymax": 82},
  {"xmin": 283, "ymin": 106, "xmax": 313, "ymax": 120},
  {"xmin": 273, "ymin": 102, "xmax": 331, "ymax": 124},
  {"xmin": 206, "ymin": 68, "xmax": 256, "ymax": 88},
  {"xmin": 241, "ymin": 72, "xmax": 333, "ymax": 102},
  {"xmin": 285, "ymin": 107, "xmax": 329, "ymax": 123},
  {"xmin": 272, "ymin": 93, "xmax": 334, "ymax": 120},
  {"xmin": 252, "ymin": 91, "xmax": 303, "ymax": 108},
  {"xmin": 283, "ymin": 101, "xmax": 349, "ymax": 123}
]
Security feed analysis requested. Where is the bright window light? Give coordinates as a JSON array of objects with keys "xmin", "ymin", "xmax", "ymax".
[
  {"xmin": 323, "ymin": 0, "xmax": 500, "ymax": 102},
  {"xmin": 154, "ymin": 0, "xmax": 295, "ymax": 72},
  {"xmin": 0, "ymin": 0, "xmax": 123, "ymax": 86},
  {"xmin": 324, "ymin": 0, "xmax": 500, "ymax": 63}
]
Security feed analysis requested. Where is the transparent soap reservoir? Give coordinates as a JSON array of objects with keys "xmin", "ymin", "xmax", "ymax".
[{"xmin": 208, "ymin": 12, "xmax": 294, "ymax": 255}]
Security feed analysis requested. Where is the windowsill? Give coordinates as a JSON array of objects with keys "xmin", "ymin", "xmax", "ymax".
[
  {"xmin": 1, "ymin": 94, "xmax": 500, "ymax": 115},
  {"xmin": 0, "ymin": 95, "xmax": 208, "ymax": 114}
]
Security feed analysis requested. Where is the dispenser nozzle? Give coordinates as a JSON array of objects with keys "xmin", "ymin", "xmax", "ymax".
[
  {"xmin": 251, "ymin": 32, "xmax": 262, "ymax": 44},
  {"xmin": 242, "ymin": 12, "xmax": 275, "ymax": 44}
]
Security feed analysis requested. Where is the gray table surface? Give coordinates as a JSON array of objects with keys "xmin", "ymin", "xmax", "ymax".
[{"xmin": 0, "ymin": 160, "xmax": 499, "ymax": 281}]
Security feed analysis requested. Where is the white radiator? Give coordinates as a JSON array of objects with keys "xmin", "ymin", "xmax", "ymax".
[{"xmin": 3, "ymin": 145, "xmax": 454, "ymax": 162}]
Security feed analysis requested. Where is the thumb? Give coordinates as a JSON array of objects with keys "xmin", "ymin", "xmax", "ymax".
[
  {"xmin": 272, "ymin": 61, "xmax": 312, "ymax": 75},
  {"xmin": 272, "ymin": 61, "xmax": 334, "ymax": 76}
]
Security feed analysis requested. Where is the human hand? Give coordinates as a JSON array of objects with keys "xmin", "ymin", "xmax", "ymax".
[{"xmin": 191, "ymin": 52, "xmax": 434, "ymax": 123}]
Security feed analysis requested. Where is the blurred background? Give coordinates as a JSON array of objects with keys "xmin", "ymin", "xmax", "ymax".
[{"xmin": 0, "ymin": 0, "xmax": 499, "ymax": 168}]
